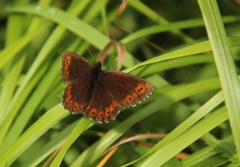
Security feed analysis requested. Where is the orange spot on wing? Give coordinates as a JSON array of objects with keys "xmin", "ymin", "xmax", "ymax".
[
  {"xmin": 105, "ymin": 111, "xmax": 110, "ymax": 116},
  {"xmin": 90, "ymin": 108, "xmax": 98, "ymax": 116},
  {"xmin": 65, "ymin": 56, "xmax": 71, "ymax": 65},
  {"xmin": 112, "ymin": 101, "xmax": 118, "ymax": 107},
  {"xmin": 65, "ymin": 86, "xmax": 72, "ymax": 102},
  {"xmin": 104, "ymin": 101, "xmax": 119, "ymax": 117},
  {"xmin": 105, "ymin": 101, "xmax": 118, "ymax": 116},
  {"xmin": 108, "ymin": 105, "xmax": 114, "ymax": 112},
  {"xmin": 122, "ymin": 84, "xmax": 147, "ymax": 104},
  {"xmin": 123, "ymin": 94, "xmax": 134, "ymax": 103},
  {"xmin": 64, "ymin": 71, "xmax": 70, "ymax": 76},
  {"xmin": 98, "ymin": 111, "xmax": 104, "ymax": 118},
  {"xmin": 66, "ymin": 94, "xmax": 72, "ymax": 102},
  {"xmin": 68, "ymin": 100, "xmax": 73, "ymax": 106},
  {"xmin": 109, "ymin": 101, "xmax": 118, "ymax": 111},
  {"xmin": 132, "ymin": 92, "xmax": 138, "ymax": 97},
  {"xmin": 79, "ymin": 104, "xmax": 84, "ymax": 109},
  {"xmin": 105, "ymin": 107, "xmax": 110, "ymax": 115},
  {"xmin": 73, "ymin": 102, "xmax": 79, "ymax": 110},
  {"xmin": 135, "ymin": 83, "xmax": 146, "ymax": 94}
]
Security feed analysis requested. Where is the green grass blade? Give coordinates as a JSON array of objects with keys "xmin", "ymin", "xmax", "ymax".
[
  {"xmin": 198, "ymin": 0, "xmax": 240, "ymax": 161},
  {"xmin": 50, "ymin": 118, "xmax": 94, "ymax": 166},
  {"xmin": 0, "ymin": 23, "xmax": 50, "ymax": 70},
  {"xmin": 0, "ymin": 104, "xmax": 68, "ymax": 166},
  {"xmin": 136, "ymin": 107, "xmax": 228, "ymax": 166},
  {"xmin": 5, "ymin": 5, "xmax": 110, "ymax": 49}
]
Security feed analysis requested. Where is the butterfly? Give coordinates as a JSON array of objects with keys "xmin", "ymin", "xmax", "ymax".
[{"xmin": 61, "ymin": 51, "xmax": 154, "ymax": 123}]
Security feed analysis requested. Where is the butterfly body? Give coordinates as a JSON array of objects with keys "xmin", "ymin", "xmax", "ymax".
[
  {"xmin": 86, "ymin": 62, "xmax": 102, "ymax": 104},
  {"xmin": 61, "ymin": 51, "xmax": 153, "ymax": 123}
]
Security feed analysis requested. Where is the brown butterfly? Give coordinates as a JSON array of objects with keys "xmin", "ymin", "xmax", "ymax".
[{"xmin": 61, "ymin": 51, "xmax": 153, "ymax": 123}]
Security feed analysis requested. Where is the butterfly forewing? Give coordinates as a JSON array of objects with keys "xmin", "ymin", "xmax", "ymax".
[
  {"xmin": 61, "ymin": 51, "xmax": 92, "ymax": 83},
  {"xmin": 101, "ymin": 70, "xmax": 154, "ymax": 108}
]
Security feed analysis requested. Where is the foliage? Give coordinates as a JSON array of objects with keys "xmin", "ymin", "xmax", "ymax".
[{"xmin": 0, "ymin": 0, "xmax": 240, "ymax": 166}]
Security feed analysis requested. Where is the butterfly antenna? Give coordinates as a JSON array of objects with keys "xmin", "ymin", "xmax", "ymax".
[{"xmin": 85, "ymin": 45, "xmax": 95, "ymax": 61}]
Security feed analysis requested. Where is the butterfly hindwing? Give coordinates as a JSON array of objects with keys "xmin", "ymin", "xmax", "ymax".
[
  {"xmin": 62, "ymin": 81, "xmax": 90, "ymax": 114},
  {"xmin": 85, "ymin": 79, "xmax": 120, "ymax": 123}
]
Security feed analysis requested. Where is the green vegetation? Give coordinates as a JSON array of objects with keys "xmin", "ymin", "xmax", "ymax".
[{"xmin": 0, "ymin": 0, "xmax": 240, "ymax": 166}]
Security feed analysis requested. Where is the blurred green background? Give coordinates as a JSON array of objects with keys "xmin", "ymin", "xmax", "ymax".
[{"xmin": 0, "ymin": 0, "xmax": 240, "ymax": 166}]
